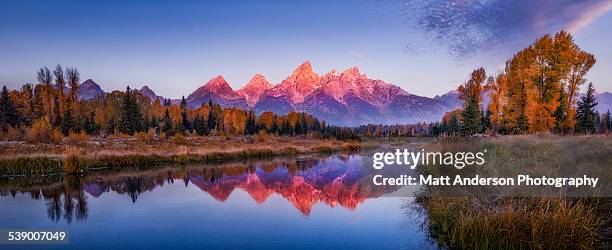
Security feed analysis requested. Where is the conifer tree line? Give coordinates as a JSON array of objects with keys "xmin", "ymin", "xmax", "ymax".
[
  {"xmin": 431, "ymin": 31, "xmax": 611, "ymax": 136},
  {"xmin": 0, "ymin": 67, "xmax": 358, "ymax": 141}
]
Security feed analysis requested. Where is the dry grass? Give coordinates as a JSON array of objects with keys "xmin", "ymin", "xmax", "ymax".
[
  {"xmin": 413, "ymin": 135, "xmax": 611, "ymax": 249},
  {"xmin": 419, "ymin": 197, "xmax": 606, "ymax": 249},
  {"xmin": 24, "ymin": 119, "xmax": 63, "ymax": 144},
  {"xmin": 0, "ymin": 135, "xmax": 360, "ymax": 176},
  {"xmin": 65, "ymin": 132, "xmax": 89, "ymax": 146}
]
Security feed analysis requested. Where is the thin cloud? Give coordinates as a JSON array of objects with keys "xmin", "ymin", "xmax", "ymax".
[{"xmin": 396, "ymin": 0, "xmax": 612, "ymax": 58}]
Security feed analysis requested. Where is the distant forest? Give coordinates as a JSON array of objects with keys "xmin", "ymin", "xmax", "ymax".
[{"xmin": 0, "ymin": 70, "xmax": 358, "ymax": 142}]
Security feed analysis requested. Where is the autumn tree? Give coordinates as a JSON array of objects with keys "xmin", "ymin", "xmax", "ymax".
[
  {"xmin": 53, "ymin": 65, "xmax": 65, "ymax": 114},
  {"xmin": 37, "ymin": 66, "xmax": 54, "ymax": 121},
  {"xmin": 486, "ymin": 74, "xmax": 507, "ymax": 135},
  {"xmin": 66, "ymin": 67, "xmax": 80, "ymax": 111}
]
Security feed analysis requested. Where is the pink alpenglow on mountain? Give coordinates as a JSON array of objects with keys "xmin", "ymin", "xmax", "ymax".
[
  {"xmin": 186, "ymin": 75, "xmax": 248, "ymax": 109},
  {"xmin": 237, "ymin": 74, "xmax": 273, "ymax": 106},
  {"xmin": 277, "ymin": 61, "xmax": 322, "ymax": 104},
  {"xmin": 183, "ymin": 61, "xmax": 471, "ymax": 125}
]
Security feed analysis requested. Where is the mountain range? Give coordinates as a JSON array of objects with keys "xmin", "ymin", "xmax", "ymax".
[{"xmin": 75, "ymin": 61, "xmax": 612, "ymax": 126}]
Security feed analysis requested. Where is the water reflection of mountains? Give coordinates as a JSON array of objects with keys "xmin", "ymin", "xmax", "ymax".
[{"xmin": 0, "ymin": 155, "xmax": 399, "ymax": 223}]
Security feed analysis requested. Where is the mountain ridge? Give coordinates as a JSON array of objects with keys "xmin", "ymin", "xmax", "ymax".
[{"xmin": 72, "ymin": 63, "xmax": 612, "ymax": 126}]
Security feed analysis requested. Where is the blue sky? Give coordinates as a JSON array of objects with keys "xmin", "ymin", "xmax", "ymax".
[{"xmin": 1, "ymin": 0, "xmax": 611, "ymax": 98}]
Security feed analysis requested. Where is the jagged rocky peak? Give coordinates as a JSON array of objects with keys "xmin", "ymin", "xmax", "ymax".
[
  {"xmin": 244, "ymin": 74, "xmax": 272, "ymax": 90},
  {"xmin": 280, "ymin": 60, "xmax": 322, "ymax": 103},
  {"xmin": 340, "ymin": 66, "xmax": 363, "ymax": 79},
  {"xmin": 238, "ymin": 73, "xmax": 273, "ymax": 106},
  {"xmin": 203, "ymin": 75, "xmax": 232, "ymax": 90}
]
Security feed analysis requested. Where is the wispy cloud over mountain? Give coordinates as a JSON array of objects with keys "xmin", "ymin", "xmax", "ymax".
[{"xmin": 399, "ymin": 0, "xmax": 612, "ymax": 58}]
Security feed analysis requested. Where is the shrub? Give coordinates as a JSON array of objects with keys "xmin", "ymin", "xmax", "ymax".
[
  {"xmin": 173, "ymin": 133, "xmax": 189, "ymax": 145},
  {"xmin": 135, "ymin": 129, "xmax": 156, "ymax": 145},
  {"xmin": 25, "ymin": 119, "xmax": 61, "ymax": 144},
  {"xmin": 255, "ymin": 130, "xmax": 269, "ymax": 142},
  {"xmin": 65, "ymin": 132, "xmax": 88, "ymax": 145}
]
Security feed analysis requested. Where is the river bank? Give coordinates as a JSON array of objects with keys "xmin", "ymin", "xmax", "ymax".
[{"xmin": 0, "ymin": 135, "xmax": 361, "ymax": 176}]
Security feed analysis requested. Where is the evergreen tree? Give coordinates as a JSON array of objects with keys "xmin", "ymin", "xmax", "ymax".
[
  {"xmin": 448, "ymin": 114, "xmax": 460, "ymax": 135},
  {"xmin": 460, "ymin": 102, "xmax": 482, "ymax": 135},
  {"xmin": 130, "ymin": 93, "xmax": 143, "ymax": 133},
  {"xmin": 193, "ymin": 115, "xmax": 208, "ymax": 136},
  {"xmin": 52, "ymin": 95, "xmax": 62, "ymax": 127},
  {"xmin": 0, "ymin": 85, "xmax": 19, "ymax": 130},
  {"xmin": 162, "ymin": 108, "xmax": 173, "ymax": 135},
  {"xmin": 245, "ymin": 110, "xmax": 256, "ymax": 135},
  {"xmin": 575, "ymin": 83, "xmax": 598, "ymax": 133},
  {"xmin": 118, "ymin": 86, "xmax": 144, "ymax": 135},
  {"xmin": 180, "ymin": 96, "xmax": 191, "ymax": 133},
  {"xmin": 61, "ymin": 106, "xmax": 74, "ymax": 135},
  {"xmin": 207, "ymin": 103, "xmax": 218, "ymax": 132},
  {"xmin": 105, "ymin": 117, "xmax": 116, "ymax": 135},
  {"xmin": 119, "ymin": 87, "xmax": 133, "ymax": 135},
  {"xmin": 458, "ymin": 68, "xmax": 485, "ymax": 136},
  {"xmin": 84, "ymin": 112, "xmax": 98, "ymax": 135},
  {"xmin": 150, "ymin": 115, "xmax": 159, "ymax": 133}
]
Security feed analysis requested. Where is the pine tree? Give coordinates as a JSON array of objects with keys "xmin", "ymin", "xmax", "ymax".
[
  {"xmin": 52, "ymin": 95, "xmax": 62, "ymax": 127},
  {"xmin": 119, "ymin": 87, "xmax": 133, "ymax": 135},
  {"xmin": 447, "ymin": 114, "xmax": 460, "ymax": 135},
  {"xmin": 193, "ymin": 115, "xmax": 208, "ymax": 136},
  {"xmin": 105, "ymin": 117, "xmax": 116, "ymax": 135},
  {"xmin": 180, "ymin": 96, "xmax": 191, "ymax": 133},
  {"xmin": 162, "ymin": 108, "xmax": 173, "ymax": 135},
  {"xmin": 61, "ymin": 106, "xmax": 74, "ymax": 136},
  {"xmin": 84, "ymin": 112, "xmax": 98, "ymax": 135},
  {"xmin": 207, "ymin": 103, "xmax": 218, "ymax": 132},
  {"xmin": 459, "ymin": 68, "xmax": 485, "ymax": 136},
  {"xmin": 246, "ymin": 110, "xmax": 256, "ymax": 135},
  {"xmin": 150, "ymin": 115, "xmax": 159, "ymax": 133},
  {"xmin": 0, "ymin": 85, "xmax": 19, "ymax": 131},
  {"xmin": 575, "ymin": 83, "xmax": 598, "ymax": 133},
  {"xmin": 119, "ymin": 86, "xmax": 144, "ymax": 135}
]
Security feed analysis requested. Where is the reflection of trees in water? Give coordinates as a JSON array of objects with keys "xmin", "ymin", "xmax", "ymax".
[
  {"xmin": 125, "ymin": 177, "xmax": 144, "ymax": 203},
  {"xmin": 1, "ymin": 155, "xmax": 403, "ymax": 220},
  {"xmin": 37, "ymin": 176, "xmax": 89, "ymax": 224}
]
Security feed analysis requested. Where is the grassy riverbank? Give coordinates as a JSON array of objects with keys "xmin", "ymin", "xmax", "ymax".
[
  {"xmin": 0, "ymin": 135, "xmax": 361, "ymax": 176},
  {"xmin": 414, "ymin": 135, "xmax": 611, "ymax": 249}
]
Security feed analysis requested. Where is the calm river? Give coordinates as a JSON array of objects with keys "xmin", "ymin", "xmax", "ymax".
[{"xmin": 0, "ymin": 154, "xmax": 438, "ymax": 249}]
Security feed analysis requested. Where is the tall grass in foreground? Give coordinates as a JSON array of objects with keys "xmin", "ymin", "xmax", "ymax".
[
  {"xmin": 418, "ymin": 197, "xmax": 606, "ymax": 249},
  {"xmin": 414, "ymin": 135, "xmax": 611, "ymax": 249}
]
